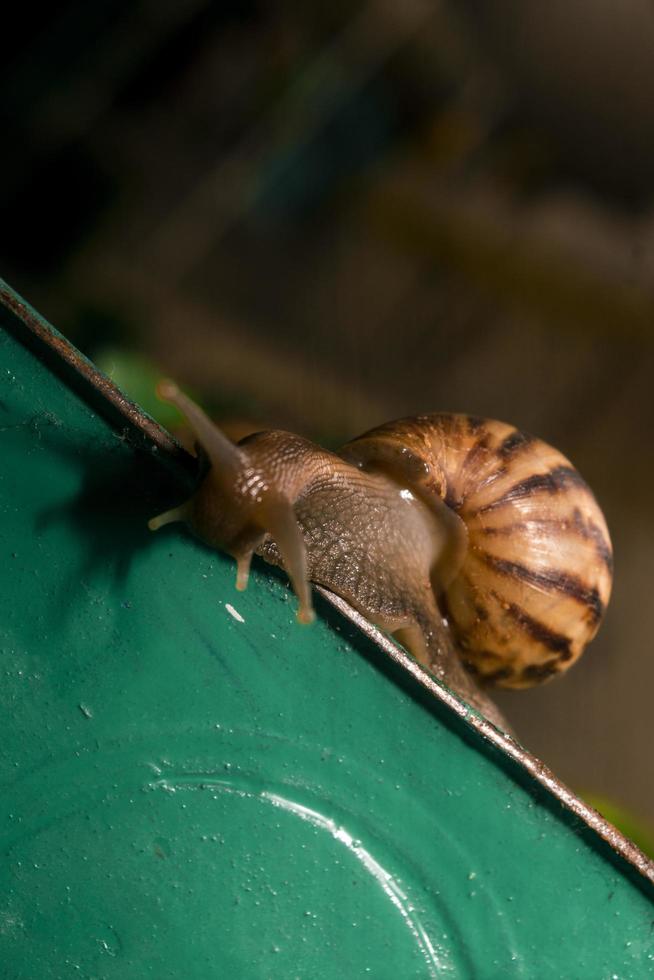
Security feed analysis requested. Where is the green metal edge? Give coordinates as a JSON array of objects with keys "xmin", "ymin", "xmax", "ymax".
[{"xmin": 0, "ymin": 278, "xmax": 654, "ymax": 978}]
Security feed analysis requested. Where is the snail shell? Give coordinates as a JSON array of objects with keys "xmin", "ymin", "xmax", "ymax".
[{"xmin": 343, "ymin": 414, "xmax": 613, "ymax": 689}]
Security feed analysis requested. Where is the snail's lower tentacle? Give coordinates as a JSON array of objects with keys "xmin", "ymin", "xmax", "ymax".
[{"xmin": 148, "ymin": 503, "xmax": 190, "ymax": 531}]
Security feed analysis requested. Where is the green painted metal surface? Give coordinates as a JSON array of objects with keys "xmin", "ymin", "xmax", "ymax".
[{"xmin": 1, "ymin": 285, "xmax": 653, "ymax": 978}]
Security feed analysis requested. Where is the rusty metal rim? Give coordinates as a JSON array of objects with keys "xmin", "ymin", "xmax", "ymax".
[{"xmin": 2, "ymin": 277, "xmax": 653, "ymax": 889}]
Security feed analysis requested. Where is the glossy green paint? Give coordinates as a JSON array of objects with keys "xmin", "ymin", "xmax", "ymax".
[{"xmin": 1, "ymin": 293, "xmax": 653, "ymax": 979}]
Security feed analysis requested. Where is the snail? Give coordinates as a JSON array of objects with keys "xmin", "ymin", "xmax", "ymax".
[{"xmin": 149, "ymin": 382, "xmax": 612, "ymax": 722}]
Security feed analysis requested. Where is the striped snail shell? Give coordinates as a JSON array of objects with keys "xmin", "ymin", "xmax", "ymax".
[{"xmin": 342, "ymin": 414, "xmax": 613, "ymax": 689}]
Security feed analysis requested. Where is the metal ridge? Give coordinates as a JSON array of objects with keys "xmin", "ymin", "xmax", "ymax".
[
  {"xmin": 318, "ymin": 589, "xmax": 654, "ymax": 888},
  {"xmin": 3, "ymin": 278, "xmax": 653, "ymax": 890}
]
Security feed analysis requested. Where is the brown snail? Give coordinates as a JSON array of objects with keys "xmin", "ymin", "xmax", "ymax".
[{"xmin": 149, "ymin": 382, "xmax": 612, "ymax": 720}]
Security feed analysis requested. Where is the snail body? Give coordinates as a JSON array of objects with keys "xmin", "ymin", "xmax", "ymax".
[{"xmin": 149, "ymin": 384, "xmax": 612, "ymax": 717}]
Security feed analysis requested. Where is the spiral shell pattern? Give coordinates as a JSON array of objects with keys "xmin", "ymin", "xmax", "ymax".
[{"xmin": 344, "ymin": 414, "xmax": 613, "ymax": 689}]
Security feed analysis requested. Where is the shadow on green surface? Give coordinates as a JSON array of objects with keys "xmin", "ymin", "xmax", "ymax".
[{"xmin": 35, "ymin": 435, "xmax": 198, "ymax": 603}]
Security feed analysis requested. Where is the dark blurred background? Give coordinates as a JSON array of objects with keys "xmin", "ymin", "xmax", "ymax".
[{"xmin": 3, "ymin": 0, "xmax": 654, "ymax": 837}]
